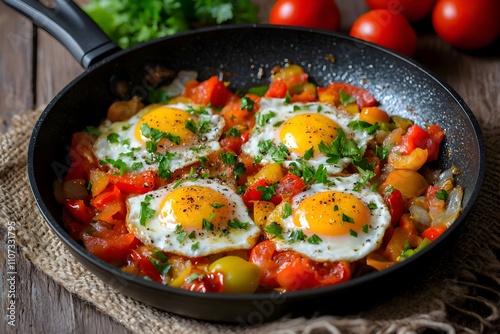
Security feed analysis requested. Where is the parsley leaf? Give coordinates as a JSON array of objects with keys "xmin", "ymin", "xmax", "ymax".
[
  {"xmin": 303, "ymin": 147, "xmax": 315, "ymax": 160},
  {"xmin": 140, "ymin": 195, "xmax": 156, "ymax": 226},
  {"xmin": 282, "ymin": 202, "xmax": 292, "ymax": 219},
  {"xmin": 308, "ymin": 234, "xmax": 322, "ymax": 244},
  {"xmin": 225, "ymin": 127, "xmax": 239, "ymax": 137},
  {"xmin": 228, "ymin": 218, "xmax": 249, "ymax": 230},
  {"xmin": 248, "ymin": 85, "xmax": 268, "ymax": 96},
  {"xmin": 202, "ymin": 218, "xmax": 214, "ymax": 231},
  {"xmin": 289, "ymin": 230, "xmax": 307, "ymax": 243},
  {"xmin": 256, "ymin": 111, "xmax": 277, "ymax": 127},
  {"xmin": 86, "ymin": 126, "xmax": 101, "ymax": 137},
  {"xmin": 265, "ymin": 222, "xmax": 284, "ymax": 239},
  {"xmin": 256, "ymin": 183, "xmax": 277, "ymax": 201},
  {"xmin": 435, "ymin": 189, "xmax": 448, "ymax": 201},
  {"xmin": 240, "ymin": 97, "xmax": 255, "ymax": 112},
  {"xmin": 339, "ymin": 90, "xmax": 356, "ymax": 105}
]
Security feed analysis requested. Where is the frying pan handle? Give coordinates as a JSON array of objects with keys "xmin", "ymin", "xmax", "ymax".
[{"xmin": 2, "ymin": 0, "xmax": 121, "ymax": 69}]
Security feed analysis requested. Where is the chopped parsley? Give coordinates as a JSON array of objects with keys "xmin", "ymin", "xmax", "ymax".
[
  {"xmin": 141, "ymin": 123, "xmax": 180, "ymax": 153},
  {"xmin": 248, "ymin": 85, "xmax": 269, "ymax": 97},
  {"xmin": 349, "ymin": 229, "xmax": 358, "ymax": 237},
  {"xmin": 367, "ymin": 202, "xmax": 378, "ymax": 210},
  {"xmin": 256, "ymin": 111, "xmax": 276, "ymax": 127},
  {"xmin": 210, "ymin": 203, "xmax": 225, "ymax": 209},
  {"xmin": 362, "ymin": 224, "xmax": 369, "ymax": 233},
  {"xmin": 342, "ymin": 213, "xmax": 355, "ymax": 224},
  {"xmin": 202, "ymin": 218, "xmax": 214, "ymax": 231},
  {"xmin": 348, "ymin": 120, "xmax": 380, "ymax": 135},
  {"xmin": 257, "ymin": 140, "xmax": 289, "ymax": 163},
  {"xmin": 289, "ymin": 230, "xmax": 307, "ymax": 243},
  {"xmin": 157, "ymin": 152, "xmax": 176, "ymax": 180},
  {"xmin": 191, "ymin": 242, "xmax": 199, "ymax": 251},
  {"xmin": 339, "ymin": 90, "xmax": 356, "ymax": 106},
  {"xmin": 225, "ymin": 127, "xmax": 240, "ymax": 137},
  {"xmin": 139, "ymin": 195, "xmax": 156, "ymax": 226},
  {"xmin": 265, "ymin": 222, "xmax": 284, "ymax": 239},
  {"xmin": 435, "ymin": 189, "xmax": 448, "ymax": 201},
  {"xmin": 228, "ymin": 218, "xmax": 249, "ymax": 230},
  {"xmin": 282, "ymin": 203, "xmax": 292, "ymax": 219},
  {"xmin": 86, "ymin": 125, "xmax": 101, "ymax": 137},
  {"xmin": 185, "ymin": 118, "xmax": 211, "ymax": 136},
  {"xmin": 103, "ymin": 158, "xmax": 128, "ymax": 175},
  {"xmin": 307, "ymin": 234, "xmax": 322, "ymax": 244},
  {"xmin": 240, "ymin": 97, "xmax": 255, "ymax": 112},
  {"xmin": 303, "ymin": 147, "xmax": 315, "ymax": 161},
  {"xmin": 186, "ymin": 273, "xmax": 202, "ymax": 284},
  {"xmin": 149, "ymin": 250, "xmax": 171, "ymax": 275},
  {"xmin": 187, "ymin": 105, "xmax": 209, "ymax": 115},
  {"xmin": 256, "ymin": 183, "xmax": 277, "ymax": 201},
  {"xmin": 106, "ymin": 132, "xmax": 120, "ymax": 143},
  {"xmin": 376, "ymin": 144, "xmax": 393, "ymax": 160}
]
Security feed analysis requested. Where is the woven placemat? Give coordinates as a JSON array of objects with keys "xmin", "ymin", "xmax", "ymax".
[{"xmin": 0, "ymin": 110, "xmax": 498, "ymax": 333}]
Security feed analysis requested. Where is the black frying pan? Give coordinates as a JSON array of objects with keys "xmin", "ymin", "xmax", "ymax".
[{"xmin": 4, "ymin": 0, "xmax": 485, "ymax": 324}]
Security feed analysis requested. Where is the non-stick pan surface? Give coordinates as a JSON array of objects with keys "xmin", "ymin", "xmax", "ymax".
[{"xmin": 5, "ymin": 0, "xmax": 485, "ymax": 324}]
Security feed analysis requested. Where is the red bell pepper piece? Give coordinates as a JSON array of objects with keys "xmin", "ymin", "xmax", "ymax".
[{"xmin": 385, "ymin": 189, "xmax": 405, "ymax": 227}]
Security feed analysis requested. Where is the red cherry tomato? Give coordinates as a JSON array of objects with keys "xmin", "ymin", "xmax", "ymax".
[
  {"xmin": 432, "ymin": 0, "xmax": 500, "ymax": 50},
  {"xmin": 350, "ymin": 9, "xmax": 417, "ymax": 57},
  {"xmin": 269, "ymin": 0, "xmax": 340, "ymax": 31},
  {"xmin": 365, "ymin": 0, "xmax": 436, "ymax": 22}
]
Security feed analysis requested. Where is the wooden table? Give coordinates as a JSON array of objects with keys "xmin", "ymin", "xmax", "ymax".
[{"xmin": 1, "ymin": 1, "xmax": 498, "ymax": 333}]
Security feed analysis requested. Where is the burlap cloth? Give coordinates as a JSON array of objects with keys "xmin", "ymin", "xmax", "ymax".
[{"xmin": 0, "ymin": 109, "xmax": 498, "ymax": 334}]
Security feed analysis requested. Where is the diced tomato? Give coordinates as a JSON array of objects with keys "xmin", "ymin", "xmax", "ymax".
[
  {"xmin": 109, "ymin": 170, "xmax": 157, "ymax": 194},
  {"xmin": 399, "ymin": 125, "xmax": 430, "ymax": 155},
  {"xmin": 220, "ymin": 94, "xmax": 259, "ymax": 132},
  {"xmin": 82, "ymin": 233, "xmax": 139, "ymax": 264},
  {"xmin": 325, "ymin": 83, "xmax": 378, "ymax": 108},
  {"xmin": 90, "ymin": 184, "xmax": 121, "ymax": 208},
  {"xmin": 399, "ymin": 124, "xmax": 444, "ymax": 162},
  {"xmin": 248, "ymin": 240, "xmax": 279, "ymax": 287},
  {"xmin": 242, "ymin": 179, "xmax": 282, "ymax": 208},
  {"xmin": 220, "ymin": 135, "xmax": 244, "ymax": 154},
  {"xmin": 425, "ymin": 124, "xmax": 444, "ymax": 162},
  {"xmin": 275, "ymin": 256, "xmax": 318, "ymax": 291},
  {"xmin": 385, "ymin": 189, "xmax": 405, "ymax": 227},
  {"xmin": 275, "ymin": 173, "xmax": 307, "ymax": 200},
  {"xmin": 63, "ymin": 199, "xmax": 94, "ymax": 224},
  {"xmin": 421, "ymin": 226, "xmax": 446, "ymax": 242},
  {"xmin": 249, "ymin": 240, "xmax": 351, "ymax": 291},
  {"xmin": 265, "ymin": 79, "xmax": 288, "ymax": 98},
  {"xmin": 182, "ymin": 76, "xmax": 233, "ymax": 108}
]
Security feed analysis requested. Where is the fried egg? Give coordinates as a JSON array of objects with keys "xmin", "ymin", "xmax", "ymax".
[
  {"xmin": 241, "ymin": 98, "xmax": 373, "ymax": 174},
  {"xmin": 93, "ymin": 102, "xmax": 224, "ymax": 175},
  {"xmin": 126, "ymin": 178, "xmax": 261, "ymax": 257},
  {"xmin": 266, "ymin": 174, "xmax": 390, "ymax": 262}
]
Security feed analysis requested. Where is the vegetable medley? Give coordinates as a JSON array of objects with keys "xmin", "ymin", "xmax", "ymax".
[{"xmin": 55, "ymin": 64, "xmax": 463, "ymax": 293}]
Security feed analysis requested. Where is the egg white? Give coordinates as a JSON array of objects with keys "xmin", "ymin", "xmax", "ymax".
[
  {"xmin": 93, "ymin": 102, "xmax": 224, "ymax": 175},
  {"xmin": 126, "ymin": 178, "xmax": 261, "ymax": 257},
  {"xmin": 268, "ymin": 174, "xmax": 391, "ymax": 262},
  {"xmin": 241, "ymin": 98, "xmax": 373, "ymax": 175}
]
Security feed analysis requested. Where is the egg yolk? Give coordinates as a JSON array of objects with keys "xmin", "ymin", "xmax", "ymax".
[
  {"xmin": 160, "ymin": 185, "xmax": 232, "ymax": 230},
  {"xmin": 279, "ymin": 113, "xmax": 339, "ymax": 156},
  {"xmin": 135, "ymin": 107, "xmax": 196, "ymax": 146},
  {"xmin": 293, "ymin": 191, "xmax": 369, "ymax": 236}
]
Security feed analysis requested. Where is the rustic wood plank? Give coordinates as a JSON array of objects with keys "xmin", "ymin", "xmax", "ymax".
[{"xmin": 0, "ymin": 1, "xmax": 34, "ymax": 132}]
